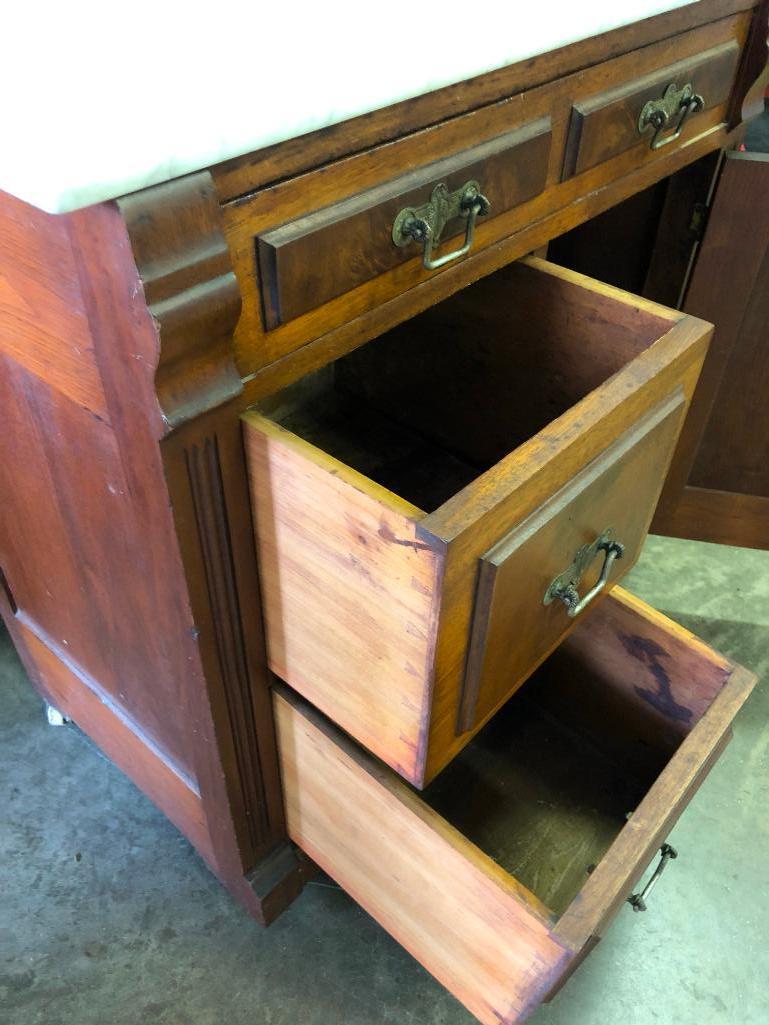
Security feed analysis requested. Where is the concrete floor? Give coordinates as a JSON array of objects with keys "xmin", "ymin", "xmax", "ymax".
[{"xmin": 2, "ymin": 534, "xmax": 768, "ymax": 1025}]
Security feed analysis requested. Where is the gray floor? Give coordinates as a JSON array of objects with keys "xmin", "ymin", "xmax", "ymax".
[{"xmin": 2, "ymin": 534, "xmax": 768, "ymax": 1025}]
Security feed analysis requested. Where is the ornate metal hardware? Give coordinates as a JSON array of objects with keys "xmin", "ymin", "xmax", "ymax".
[
  {"xmin": 543, "ymin": 528, "xmax": 625, "ymax": 618},
  {"xmin": 392, "ymin": 180, "xmax": 490, "ymax": 271},
  {"xmin": 627, "ymin": 843, "xmax": 678, "ymax": 912},
  {"xmin": 638, "ymin": 82, "xmax": 704, "ymax": 151}
]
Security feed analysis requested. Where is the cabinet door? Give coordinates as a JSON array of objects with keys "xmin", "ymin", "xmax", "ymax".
[{"xmin": 653, "ymin": 151, "xmax": 769, "ymax": 548}]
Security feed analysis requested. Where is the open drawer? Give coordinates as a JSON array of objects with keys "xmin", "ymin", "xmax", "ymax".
[
  {"xmin": 274, "ymin": 589, "xmax": 755, "ymax": 1025},
  {"xmin": 244, "ymin": 257, "xmax": 712, "ymax": 786}
]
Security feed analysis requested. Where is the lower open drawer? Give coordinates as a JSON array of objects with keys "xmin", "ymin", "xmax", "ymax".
[{"xmin": 273, "ymin": 588, "xmax": 755, "ymax": 1025}]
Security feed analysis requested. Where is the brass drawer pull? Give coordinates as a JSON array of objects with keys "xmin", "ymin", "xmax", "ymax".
[
  {"xmin": 627, "ymin": 843, "xmax": 679, "ymax": 912},
  {"xmin": 543, "ymin": 529, "xmax": 624, "ymax": 618},
  {"xmin": 392, "ymin": 180, "xmax": 490, "ymax": 271},
  {"xmin": 638, "ymin": 82, "xmax": 704, "ymax": 151}
]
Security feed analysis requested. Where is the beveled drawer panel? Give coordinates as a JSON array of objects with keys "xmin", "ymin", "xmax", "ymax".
[
  {"xmin": 562, "ymin": 40, "xmax": 741, "ymax": 178},
  {"xmin": 243, "ymin": 257, "xmax": 711, "ymax": 786},
  {"xmin": 225, "ymin": 12, "xmax": 750, "ymax": 379},
  {"xmin": 257, "ymin": 118, "xmax": 551, "ymax": 328},
  {"xmin": 274, "ymin": 589, "xmax": 755, "ymax": 1025}
]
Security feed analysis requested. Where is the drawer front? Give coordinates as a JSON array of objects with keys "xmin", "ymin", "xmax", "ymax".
[
  {"xmin": 563, "ymin": 40, "xmax": 741, "ymax": 178},
  {"xmin": 257, "ymin": 119, "xmax": 552, "ymax": 328},
  {"xmin": 225, "ymin": 12, "xmax": 750, "ymax": 377},
  {"xmin": 460, "ymin": 392, "xmax": 686, "ymax": 732},
  {"xmin": 274, "ymin": 589, "xmax": 755, "ymax": 1025}
]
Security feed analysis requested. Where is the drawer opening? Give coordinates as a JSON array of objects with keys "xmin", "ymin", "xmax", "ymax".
[
  {"xmin": 419, "ymin": 591, "xmax": 733, "ymax": 918},
  {"xmin": 256, "ymin": 258, "xmax": 676, "ymax": 515}
]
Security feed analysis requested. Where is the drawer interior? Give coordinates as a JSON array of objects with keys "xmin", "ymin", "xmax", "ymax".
[
  {"xmin": 423, "ymin": 586, "xmax": 737, "ymax": 917},
  {"xmin": 422, "ymin": 679, "xmax": 647, "ymax": 917},
  {"xmin": 258, "ymin": 257, "xmax": 676, "ymax": 514},
  {"xmin": 275, "ymin": 588, "xmax": 753, "ymax": 1025}
]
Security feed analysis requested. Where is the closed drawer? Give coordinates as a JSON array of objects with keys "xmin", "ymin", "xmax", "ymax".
[
  {"xmin": 274, "ymin": 589, "xmax": 756, "ymax": 1025},
  {"xmin": 243, "ymin": 257, "xmax": 712, "ymax": 786},
  {"xmin": 562, "ymin": 39, "xmax": 741, "ymax": 178},
  {"xmin": 257, "ymin": 119, "xmax": 552, "ymax": 328}
]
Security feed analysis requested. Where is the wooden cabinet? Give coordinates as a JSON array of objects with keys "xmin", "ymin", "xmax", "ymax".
[
  {"xmin": 0, "ymin": 0, "xmax": 766, "ymax": 1021},
  {"xmin": 244, "ymin": 258, "xmax": 710, "ymax": 785}
]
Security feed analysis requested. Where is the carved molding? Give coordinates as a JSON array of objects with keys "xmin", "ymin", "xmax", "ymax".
[
  {"xmin": 118, "ymin": 172, "xmax": 242, "ymax": 431},
  {"xmin": 185, "ymin": 432, "xmax": 270, "ymax": 852}
]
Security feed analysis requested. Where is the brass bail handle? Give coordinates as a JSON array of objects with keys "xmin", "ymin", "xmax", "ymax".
[
  {"xmin": 638, "ymin": 81, "xmax": 704, "ymax": 151},
  {"xmin": 543, "ymin": 529, "xmax": 625, "ymax": 618},
  {"xmin": 392, "ymin": 180, "xmax": 490, "ymax": 271},
  {"xmin": 627, "ymin": 843, "xmax": 679, "ymax": 912}
]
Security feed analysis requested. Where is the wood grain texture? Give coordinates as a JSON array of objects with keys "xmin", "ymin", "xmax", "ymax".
[
  {"xmin": 211, "ymin": 0, "xmax": 755, "ymax": 202},
  {"xmin": 273, "ymin": 590, "xmax": 753, "ymax": 1020},
  {"xmin": 225, "ymin": 12, "xmax": 748, "ymax": 376},
  {"xmin": 257, "ymin": 118, "xmax": 551, "ymax": 326},
  {"xmin": 244, "ymin": 258, "xmax": 710, "ymax": 785},
  {"xmin": 653, "ymin": 151, "xmax": 769, "ymax": 543},
  {"xmin": 112, "ymin": 176, "xmax": 303, "ymax": 914},
  {"xmin": 274, "ymin": 685, "xmax": 571, "ymax": 1025},
  {"xmin": 537, "ymin": 587, "xmax": 736, "ymax": 776},
  {"xmin": 0, "ymin": 184, "xmax": 302, "ymax": 925},
  {"xmin": 562, "ymin": 41, "xmax": 740, "ymax": 178},
  {"xmin": 555, "ymin": 597, "xmax": 755, "ymax": 948},
  {"xmin": 657, "ymin": 486, "xmax": 769, "ymax": 547},
  {"xmin": 420, "ymin": 284, "xmax": 712, "ymax": 783},
  {"xmin": 0, "ymin": 190, "xmax": 107, "ymax": 418},
  {"xmin": 460, "ymin": 393, "xmax": 687, "ymax": 732},
  {"xmin": 118, "ymin": 173, "xmax": 243, "ymax": 430},
  {"xmin": 243, "ymin": 412, "xmax": 442, "ymax": 784}
]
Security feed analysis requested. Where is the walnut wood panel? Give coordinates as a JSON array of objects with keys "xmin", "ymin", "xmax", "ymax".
[
  {"xmin": 0, "ymin": 191, "xmax": 107, "ymax": 418},
  {"xmin": 257, "ymin": 118, "xmax": 551, "ymax": 327},
  {"xmin": 212, "ymin": 0, "xmax": 756, "ymax": 202},
  {"xmin": 653, "ymin": 151, "xmax": 769, "ymax": 547},
  {"xmin": 243, "ymin": 411, "xmax": 442, "ymax": 784},
  {"xmin": 562, "ymin": 41, "xmax": 740, "ymax": 178},
  {"xmin": 274, "ymin": 590, "xmax": 754, "ymax": 1023},
  {"xmin": 225, "ymin": 12, "xmax": 748, "ymax": 375},
  {"xmin": 461, "ymin": 392, "xmax": 686, "ymax": 732}
]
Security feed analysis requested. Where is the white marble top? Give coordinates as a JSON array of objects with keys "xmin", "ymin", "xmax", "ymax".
[{"xmin": 2, "ymin": 1, "xmax": 697, "ymax": 214}]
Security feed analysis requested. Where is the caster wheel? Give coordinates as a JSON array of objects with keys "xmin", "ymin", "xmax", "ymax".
[{"xmin": 46, "ymin": 704, "xmax": 70, "ymax": 726}]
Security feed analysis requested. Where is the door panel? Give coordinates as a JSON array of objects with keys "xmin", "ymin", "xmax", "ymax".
[{"xmin": 652, "ymin": 150, "xmax": 769, "ymax": 546}]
